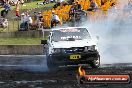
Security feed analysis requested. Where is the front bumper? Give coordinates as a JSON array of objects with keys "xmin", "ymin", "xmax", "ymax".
[{"xmin": 49, "ymin": 51, "xmax": 99, "ymax": 66}]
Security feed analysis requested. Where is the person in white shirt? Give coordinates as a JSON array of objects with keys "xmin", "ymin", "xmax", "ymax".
[
  {"xmin": 28, "ymin": 17, "xmax": 33, "ymax": 25},
  {"xmin": 52, "ymin": 14, "xmax": 60, "ymax": 21},
  {"xmin": 51, "ymin": 11, "xmax": 61, "ymax": 27},
  {"xmin": 20, "ymin": 13, "xmax": 25, "ymax": 23},
  {"xmin": 2, "ymin": 19, "xmax": 8, "ymax": 28},
  {"xmin": 20, "ymin": 12, "xmax": 32, "ymax": 30}
]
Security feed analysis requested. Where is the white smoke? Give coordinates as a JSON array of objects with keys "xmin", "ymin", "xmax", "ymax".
[
  {"xmin": 0, "ymin": 55, "xmax": 48, "ymax": 72},
  {"xmin": 81, "ymin": 0, "xmax": 132, "ymax": 64}
]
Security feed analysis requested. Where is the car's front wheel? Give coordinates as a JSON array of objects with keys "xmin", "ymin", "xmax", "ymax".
[
  {"xmin": 90, "ymin": 56, "xmax": 100, "ymax": 68},
  {"xmin": 46, "ymin": 55, "xmax": 59, "ymax": 72}
]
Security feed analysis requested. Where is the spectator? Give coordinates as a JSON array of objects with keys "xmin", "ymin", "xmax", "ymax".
[
  {"xmin": 1, "ymin": 2, "xmax": 11, "ymax": 18},
  {"xmin": 15, "ymin": 1, "xmax": 20, "ymax": 17},
  {"xmin": 87, "ymin": 0, "xmax": 98, "ymax": 11},
  {"xmin": 67, "ymin": 0, "xmax": 74, "ymax": 5},
  {"xmin": 20, "ymin": 12, "xmax": 32, "ymax": 30},
  {"xmin": 37, "ymin": 12, "xmax": 43, "ymax": 22},
  {"xmin": 0, "ymin": 18, "xmax": 8, "ymax": 28},
  {"xmin": 37, "ymin": 12, "xmax": 43, "ymax": 28},
  {"xmin": 74, "ymin": 2, "xmax": 82, "ymax": 11},
  {"xmin": 69, "ymin": 5, "xmax": 75, "ymax": 19},
  {"xmin": 37, "ymin": 0, "xmax": 47, "ymax": 5},
  {"xmin": 25, "ymin": 12, "xmax": 33, "ymax": 26},
  {"xmin": 32, "ymin": 12, "xmax": 37, "ymax": 24},
  {"xmin": 73, "ymin": 2, "xmax": 83, "ymax": 20},
  {"xmin": 51, "ymin": 11, "xmax": 61, "ymax": 27},
  {"xmin": 2, "ymin": 18, "xmax": 8, "ymax": 28},
  {"xmin": 20, "ymin": 13, "xmax": 25, "ymax": 22},
  {"xmin": 28, "ymin": 16, "xmax": 33, "ymax": 26},
  {"xmin": 53, "ymin": 1, "xmax": 60, "ymax": 9},
  {"xmin": 19, "ymin": 13, "xmax": 26, "ymax": 31}
]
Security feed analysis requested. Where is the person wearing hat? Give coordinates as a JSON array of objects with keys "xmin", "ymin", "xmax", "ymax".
[
  {"xmin": 20, "ymin": 13, "xmax": 26, "ymax": 23},
  {"xmin": 20, "ymin": 12, "xmax": 32, "ymax": 30},
  {"xmin": 20, "ymin": 13, "xmax": 27, "ymax": 31},
  {"xmin": 51, "ymin": 10, "xmax": 61, "ymax": 27}
]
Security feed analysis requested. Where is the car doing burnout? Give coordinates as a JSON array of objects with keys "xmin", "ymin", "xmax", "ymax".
[{"xmin": 42, "ymin": 27, "xmax": 100, "ymax": 70}]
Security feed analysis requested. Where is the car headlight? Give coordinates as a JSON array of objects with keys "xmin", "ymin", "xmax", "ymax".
[
  {"xmin": 53, "ymin": 48, "xmax": 61, "ymax": 54},
  {"xmin": 52, "ymin": 48, "xmax": 66, "ymax": 54},
  {"xmin": 88, "ymin": 45, "xmax": 96, "ymax": 51},
  {"xmin": 84, "ymin": 45, "xmax": 96, "ymax": 51}
]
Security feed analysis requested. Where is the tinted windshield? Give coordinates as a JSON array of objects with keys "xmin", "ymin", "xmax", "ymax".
[{"xmin": 52, "ymin": 28, "xmax": 91, "ymax": 41}]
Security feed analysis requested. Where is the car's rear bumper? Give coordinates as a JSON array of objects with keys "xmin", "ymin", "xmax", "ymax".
[{"xmin": 49, "ymin": 51, "xmax": 99, "ymax": 66}]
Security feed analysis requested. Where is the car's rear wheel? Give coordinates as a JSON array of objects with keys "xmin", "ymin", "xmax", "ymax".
[{"xmin": 90, "ymin": 56, "xmax": 100, "ymax": 68}]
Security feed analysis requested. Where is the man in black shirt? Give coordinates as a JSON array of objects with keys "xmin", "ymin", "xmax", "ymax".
[{"xmin": 74, "ymin": 2, "xmax": 82, "ymax": 11}]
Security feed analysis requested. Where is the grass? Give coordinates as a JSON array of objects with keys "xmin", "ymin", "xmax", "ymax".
[
  {"xmin": 0, "ymin": 0, "xmax": 55, "ymax": 11},
  {"xmin": 0, "ymin": 38, "xmax": 47, "ymax": 45},
  {"xmin": 17, "ymin": 2, "xmax": 55, "ymax": 10}
]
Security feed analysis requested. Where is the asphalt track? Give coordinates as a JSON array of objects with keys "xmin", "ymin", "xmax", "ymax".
[{"xmin": 0, "ymin": 55, "xmax": 132, "ymax": 88}]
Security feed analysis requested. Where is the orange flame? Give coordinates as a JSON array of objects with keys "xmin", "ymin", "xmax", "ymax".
[{"xmin": 78, "ymin": 66, "xmax": 86, "ymax": 76}]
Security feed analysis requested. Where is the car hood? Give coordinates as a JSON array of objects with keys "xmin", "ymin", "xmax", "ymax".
[{"xmin": 52, "ymin": 39, "xmax": 97, "ymax": 48}]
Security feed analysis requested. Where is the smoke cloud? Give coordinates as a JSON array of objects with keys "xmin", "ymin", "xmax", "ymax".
[
  {"xmin": 0, "ymin": 55, "xmax": 48, "ymax": 72},
  {"xmin": 80, "ymin": 0, "xmax": 132, "ymax": 64}
]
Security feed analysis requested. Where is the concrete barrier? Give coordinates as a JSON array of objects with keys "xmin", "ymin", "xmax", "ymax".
[{"xmin": 0, "ymin": 45, "xmax": 44, "ymax": 55}]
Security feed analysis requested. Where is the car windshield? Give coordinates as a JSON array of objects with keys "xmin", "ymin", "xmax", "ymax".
[{"xmin": 52, "ymin": 28, "xmax": 91, "ymax": 41}]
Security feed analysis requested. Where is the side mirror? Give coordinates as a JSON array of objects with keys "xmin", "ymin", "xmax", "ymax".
[{"xmin": 41, "ymin": 40, "xmax": 47, "ymax": 45}]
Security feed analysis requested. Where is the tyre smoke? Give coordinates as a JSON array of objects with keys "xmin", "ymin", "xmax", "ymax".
[
  {"xmin": 81, "ymin": 0, "xmax": 132, "ymax": 64},
  {"xmin": 0, "ymin": 55, "xmax": 48, "ymax": 72}
]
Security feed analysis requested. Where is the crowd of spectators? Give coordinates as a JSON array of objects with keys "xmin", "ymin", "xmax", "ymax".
[
  {"xmin": 18, "ymin": 0, "xmax": 118, "ymax": 30},
  {"xmin": 0, "ymin": 0, "xmax": 26, "ymax": 18},
  {"xmin": 0, "ymin": 0, "xmax": 129, "ymax": 30},
  {"xmin": 0, "ymin": 0, "xmax": 25, "ymax": 28},
  {"xmin": 19, "ymin": 11, "xmax": 44, "ymax": 30}
]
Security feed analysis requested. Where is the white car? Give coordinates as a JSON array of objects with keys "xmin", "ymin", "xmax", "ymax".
[{"xmin": 42, "ymin": 27, "xmax": 100, "ymax": 70}]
